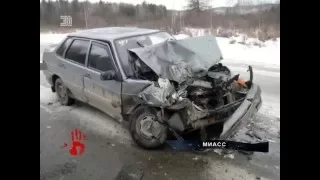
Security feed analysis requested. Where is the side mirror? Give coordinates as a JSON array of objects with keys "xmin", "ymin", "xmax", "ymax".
[{"xmin": 100, "ymin": 70, "xmax": 116, "ymax": 81}]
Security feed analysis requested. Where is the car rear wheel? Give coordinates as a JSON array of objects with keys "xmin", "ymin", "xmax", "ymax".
[
  {"xmin": 129, "ymin": 106, "xmax": 168, "ymax": 149},
  {"xmin": 55, "ymin": 78, "xmax": 74, "ymax": 106}
]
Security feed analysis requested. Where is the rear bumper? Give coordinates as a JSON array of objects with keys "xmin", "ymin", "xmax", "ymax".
[{"xmin": 220, "ymin": 83, "xmax": 262, "ymax": 139}]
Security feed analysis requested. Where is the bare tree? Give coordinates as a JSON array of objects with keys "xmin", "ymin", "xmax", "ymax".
[
  {"xmin": 186, "ymin": 0, "xmax": 211, "ymax": 12},
  {"xmin": 40, "ymin": 0, "xmax": 279, "ymax": 39}
]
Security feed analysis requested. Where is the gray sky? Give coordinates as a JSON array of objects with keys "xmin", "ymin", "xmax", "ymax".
[{"xmin": 43, "ymin": 0, "xmax": 280, "ymax": 10}]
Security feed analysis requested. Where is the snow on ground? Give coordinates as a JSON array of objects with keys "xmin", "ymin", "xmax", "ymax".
[
  {"xmin": 182, "ymin": 27, "xmax": 208, "ymax": 37},
  {"xmin": 40, "ymin": 33, "xmax": 68, "ymax": 44},
  {"xmin": 217, "ymin": 37, "xmax": 280, "ymax": 68},
  {"xmin": 227, "ymin": 65, "xmax": 279, "ymax": 78},
  {"xmin": 259, "ymin": 93, "xmax": 280, "ymax": 122},
  {"xmin": 204, "ymin": 159, "xmax": 270, "ymax": 180},
  {"xmin": 174, "ymin": 33, "xmax": 280, "ymax": 68},
  {"xmin": 174, "ymin": 34, "xmax": 190, "ymax": 40},
  {"xmin": 40, "ymin": 85, "xmax": 57, "ymax": 105}
]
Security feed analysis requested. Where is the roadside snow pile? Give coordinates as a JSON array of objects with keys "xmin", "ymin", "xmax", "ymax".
[
  {"xmin": 183, "ymin": 27, "xmax": 208, "ymax": 37},
  {"xmin": 173, "ymin": 33, "xmax": 280, "ymax": 67},
  {"xmin": 229, "ymin": 34, "xmax": 265, "ymax": 47},
  {"xmin": 217, "ymin": 37, "xmax": 280, "ymax": 67},
  {"xmin": 174, "ymin": 34, "xmax": 190, "ymax": 40},
  {"xmin": 259, "ymin": 93, "xmax": 280, "ymax": 119},
  {"xmin": 40, "ymin": 85, "xmax": 57, "ymax": 105},
  {"xmin": 40, "ymin": 33, "xmax": 68, "ymax": 44}
]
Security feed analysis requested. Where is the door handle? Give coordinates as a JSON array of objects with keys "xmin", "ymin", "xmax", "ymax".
[{"xmin": 84, "ymin": 74, "xmax": 91, "ymax": 79}]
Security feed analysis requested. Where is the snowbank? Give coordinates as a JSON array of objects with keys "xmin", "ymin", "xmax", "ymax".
[
  {"xmin": 40, "ymin": 33, "xmax": 68, "ymax": 44},
  {"xmin": 217, "ymin": 37, "xmax": 280, "ymax": 67},
  {"xmin": 182, "ymin": 27, "xmax": 208, "ymax": 37},
  {"xmin": 173, "ymin": 33, "xmax": 280, "ymax": 68},
  {"xmin": 174, "ymin": 34, "xmax": 190, "ymax": 40}
]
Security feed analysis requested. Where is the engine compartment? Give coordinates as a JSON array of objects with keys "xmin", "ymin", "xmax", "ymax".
[{"xmin": 136, "ymin": 61, "xmax": 251, "ymax": 133}]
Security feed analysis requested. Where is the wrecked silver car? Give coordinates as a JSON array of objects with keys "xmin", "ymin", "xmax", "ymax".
[
  {"xmin": 126, "ymin": 35, "xmax": 262, "ymax": 148},
  {"xmin": 42, "ymin": 27, "xmax": 262, "ymax": 149}
]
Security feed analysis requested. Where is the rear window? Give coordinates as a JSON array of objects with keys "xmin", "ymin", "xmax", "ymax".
[{"xmin": 56, "ymin": 38, "xmax": 72, "ymax": 57}]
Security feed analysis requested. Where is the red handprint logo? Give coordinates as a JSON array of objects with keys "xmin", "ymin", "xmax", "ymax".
[{"xmin": 62, "ymin": 129, "xmax": 86, "ymax": 156}]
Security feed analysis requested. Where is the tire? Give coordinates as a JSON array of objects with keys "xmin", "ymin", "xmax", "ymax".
[
  {"xmin": 129, "ymin": 106, "xmax": 167, "ymax": 149},
  {"xmin": 55, "ymin": 78, "xmax": 74, "ymax": 106}
]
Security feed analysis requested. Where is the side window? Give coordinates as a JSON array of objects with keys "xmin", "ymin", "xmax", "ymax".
[
  {"xmin": 65, "ymin": 39, "xmax": 90, "ymax": 65},
  {"xmin": 88, "ymin": 42, "xmax": 115, "ymax": 72},
  {"xmin": 56, "ymin": 38, "xmax": 72, "ymax": 57}
]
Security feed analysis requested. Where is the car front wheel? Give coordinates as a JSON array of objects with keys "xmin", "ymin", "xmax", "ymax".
[{"xmin": 129, "ymin": 106, "xmax": 168, "ymax": 149}]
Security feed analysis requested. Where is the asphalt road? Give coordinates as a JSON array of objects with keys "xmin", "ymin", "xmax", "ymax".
[{"xmin": 40, "ymin": 43, "xmax": 280, "ymax": 180}]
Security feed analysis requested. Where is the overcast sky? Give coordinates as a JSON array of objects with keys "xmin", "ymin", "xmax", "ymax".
[{"xmin": 42, "ymin": 0, "xmax": 280, "ymax": 10}]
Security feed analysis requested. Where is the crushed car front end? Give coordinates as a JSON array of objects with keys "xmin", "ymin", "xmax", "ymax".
[
  {"xmin": 134, "ymin": 67, "xmax": 262, "ymax": 141},
  {"xmin": 203, "ymin": 82, "xmax": 262, "ymax": 140},
  {"xmin": 118, "ymin": 33, "xmax": 263, "ymax": 148}
]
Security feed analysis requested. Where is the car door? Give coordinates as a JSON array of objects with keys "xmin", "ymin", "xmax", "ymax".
[
  {"xmin": 84, "ymin": 41, "xmax": 122, "ymax": 121},
  {"xmin": 58, "ymin": 38, "xmax": 90, "ymax": 102}
]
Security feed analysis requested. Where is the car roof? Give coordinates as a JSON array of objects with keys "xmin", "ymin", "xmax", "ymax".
[{"xmin": 68, "ymin": 27, "xmax": 161, "ymax": 41}]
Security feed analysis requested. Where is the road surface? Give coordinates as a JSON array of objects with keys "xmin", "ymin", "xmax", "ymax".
[{"xmin": 40, "ymin": 43, "xmax": 280, "ymax": 180}]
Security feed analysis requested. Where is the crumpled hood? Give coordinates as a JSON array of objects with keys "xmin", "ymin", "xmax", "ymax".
[{"xmin": 129, "ymin": 35, "xmax": 223, "ymax": 83}]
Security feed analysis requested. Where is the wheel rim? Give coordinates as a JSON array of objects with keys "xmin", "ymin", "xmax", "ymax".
[
  {"xmin": 57, "ymin": 82, "xmax": 67, "ymax": 100},
  {"xmin": 138, "ymin": 115, "xmax": 156, "ymax": 139}
]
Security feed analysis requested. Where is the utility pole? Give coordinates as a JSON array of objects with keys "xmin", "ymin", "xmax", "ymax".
[
  {"xmin": 171, "ymin": 0, "xmax": 175, "ymax": 33},
  {"xmin": 210, "ymin": 9, "xmax": 213, "ymax": 30},
  {"xmin": 179, "ymin": 11, "xmax": 181, "ymax": 31},
  {"xmin": 83, "ymin": 0, "xmax": 88, "ymax": 29}
]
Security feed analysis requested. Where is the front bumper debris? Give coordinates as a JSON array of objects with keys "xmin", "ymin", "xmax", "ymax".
[{"xmin": 220, "ymin": 83, "xmax": 262, "ymax": 139}]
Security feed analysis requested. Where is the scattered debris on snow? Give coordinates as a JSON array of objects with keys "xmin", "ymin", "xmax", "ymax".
[
  {"xmin": 173, "ymin": 34, "xmax": 190, "ymax": 40},
  {"xmin": 192, "ymin": 156, "xmax": 199, "ymax": 161},
  {"xmin": 224, "ymin": 154, "xmax": 235, "ymax": 159},
  {"xmin": 213, "ymin": 149, "xmax": 223, "ymax": 155}
]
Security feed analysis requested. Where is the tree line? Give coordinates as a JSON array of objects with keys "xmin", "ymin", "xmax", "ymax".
[{"xmin": 40, "ymin": 0, "xmax": 280, "ymax": 39}]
